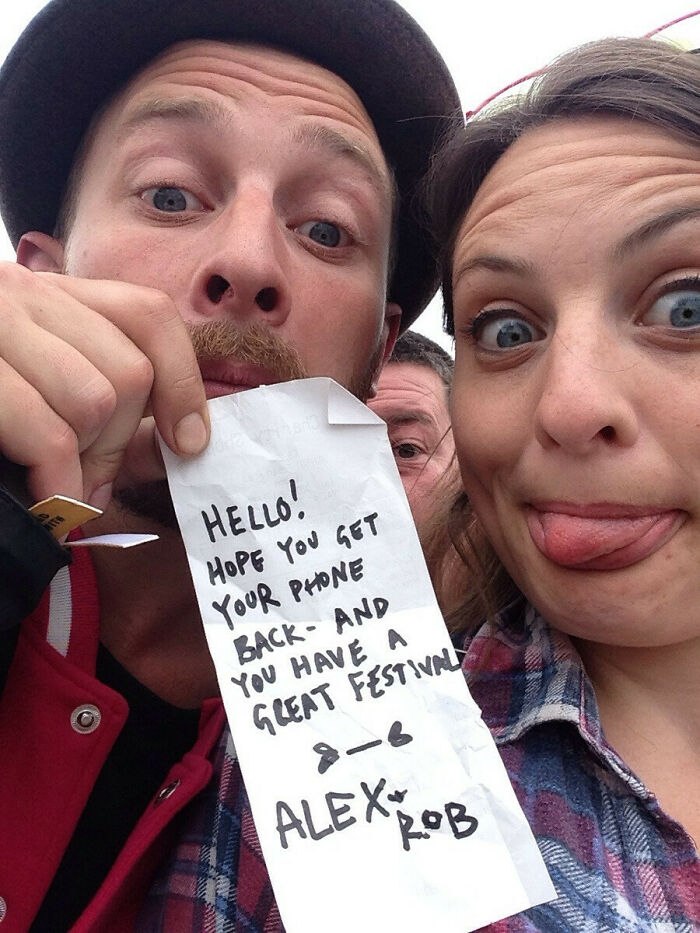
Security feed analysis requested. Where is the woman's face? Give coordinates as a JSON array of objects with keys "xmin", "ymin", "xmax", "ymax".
[{"xmin": 450, "ymin": 116, "xmax": 700, "ymax": 646}]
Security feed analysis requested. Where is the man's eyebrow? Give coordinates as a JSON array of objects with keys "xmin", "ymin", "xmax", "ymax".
[
  {"xmin": 290, "ymin": 124, "xmax": 391, "ymax": 201},
  {"xmin": 613, "ymin": 206, "xmax": 700, "ymax": 260},
  {"xmin": 385, "ymin": 411, "xmax": 435, "ymax": 428},
  {"xmin": 453, "ymin": 254, "xmax": 535, "ymax": 289},
  {"xmin": 115, "ymin": 99, "xmax": 391, "ymax": 200},
  {"xmin": 118, "ymin": 96, "xmax": 235, "ymax": 137}
]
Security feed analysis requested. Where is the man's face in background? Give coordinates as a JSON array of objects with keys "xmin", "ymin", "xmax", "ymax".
[{"xmin": 369, "ymin": 361, "xmax": 455, "ymax": 528}]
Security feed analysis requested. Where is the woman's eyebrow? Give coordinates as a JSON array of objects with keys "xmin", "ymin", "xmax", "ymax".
[
  {"xmin": 613, "ymin": 206, "xmax": 700, "ymax": 260},
  {"xmin": 453, "ymin": 254, "xmax": 535, "ymax": 289}
]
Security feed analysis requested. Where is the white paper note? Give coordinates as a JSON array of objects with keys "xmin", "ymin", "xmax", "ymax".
[
  {"xmin": 67, "ymin": 533, "xmax": 159, "ymax": 549},
  {"xmin": 162, "ymin": 378, "xmax": 555, "ymax": 933}
]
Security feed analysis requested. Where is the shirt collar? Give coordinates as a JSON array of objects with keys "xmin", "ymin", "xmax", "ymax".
[
  {"xmin": 462, "ymin": 601, "xmax": 660, "ymax": 801},
  {"xmin": 461, "ymin": 599, "xmax": 605, "ymax": 749}
]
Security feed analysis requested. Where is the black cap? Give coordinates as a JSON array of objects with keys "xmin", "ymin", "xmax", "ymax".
[{"xmin": 0, "ymin": 0, "xmax": 461, "ymax": 328}]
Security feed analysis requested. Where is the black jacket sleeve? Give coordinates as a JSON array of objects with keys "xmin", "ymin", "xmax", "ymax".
[{"xmin": 0, "ymin": 482, "xmax": 71, "ymax": 630}]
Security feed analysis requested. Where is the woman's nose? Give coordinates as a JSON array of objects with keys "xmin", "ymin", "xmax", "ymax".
[{"xmin": 534, "ymin": 328, "xmax": 639, "ymax": 454}]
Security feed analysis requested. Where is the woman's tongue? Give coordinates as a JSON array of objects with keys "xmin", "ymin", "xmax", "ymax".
[{"xmin": 528, "ymin": 511, "xmax": 662, "ymax": 566}]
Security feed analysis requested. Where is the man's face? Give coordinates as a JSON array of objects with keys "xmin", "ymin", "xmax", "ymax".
[
  {"xmin": 58, "ymin": 40, "xmax": 400, "ymax": 397},
  {"xmin": 368, "ymin": 361, "xmax": 454, "ymax": 527}
]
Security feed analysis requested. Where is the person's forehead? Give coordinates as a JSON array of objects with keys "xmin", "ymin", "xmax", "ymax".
[
  {"xmin": 453, "ymin": 116, "xmax": 700, "ymax": 274},
  {"xmin": 115, "ymin": 39, "xmax": 381, "ymax": 139},
  {"xmin": 377, "ymin": 363, "xmax": 449, "ymax": 411},
  {"xmin": 91, "ymin": 38, "xmax": 391, "ymax": 199},
  {"xmin": 458, "ymin": 116, "xmax": 700, "ymax": 245}
]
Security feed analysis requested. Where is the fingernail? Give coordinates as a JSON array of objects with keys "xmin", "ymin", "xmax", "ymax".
[
  {"xmin": 89, "ymin": 483, "xmax": 112, "ymax": 512},
  {"xmin": 174, "ymin": 412, "xmax": 208, "ymax": 456}
]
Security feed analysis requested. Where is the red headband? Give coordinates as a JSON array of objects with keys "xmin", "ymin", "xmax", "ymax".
[{"xmin": 465, "ymin": 8, "xmax": 700, "ymax": 121}]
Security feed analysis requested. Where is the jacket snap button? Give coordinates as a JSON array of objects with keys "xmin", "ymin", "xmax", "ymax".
[
  {"xmin": 0, "ymin": 895, "xmax": 7, "ymax": 922},
  {"xmin": 154, "ymin": 779, "xmax": 181, "ymax": 805},
  {"xmin": 70, "ymin": 704, "xmax": 101, "ymax": 734}
]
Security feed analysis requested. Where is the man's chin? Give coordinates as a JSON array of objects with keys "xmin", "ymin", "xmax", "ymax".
[{"xmin": 114, "ymin": 481, "xmax": 180, "ymax": 531}]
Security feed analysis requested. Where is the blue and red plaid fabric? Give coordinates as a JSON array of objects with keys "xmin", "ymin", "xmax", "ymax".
[
  {"xmin": 464, "ymin": 600, "xmax": 700, "ymax": 932},
  {"xmin": 139, "ymin": 599, "xmax": 699, "ymax": 931},
  {"xmin": 138, "ymin": 728, "xmax": 284, "ymax": 932}
]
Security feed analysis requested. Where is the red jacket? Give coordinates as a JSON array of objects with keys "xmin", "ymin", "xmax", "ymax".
[{"xmin": 0, "ymin": 547, "xmax": 226, "ymax": 931}]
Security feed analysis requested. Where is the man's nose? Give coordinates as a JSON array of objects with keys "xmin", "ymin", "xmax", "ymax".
[
  {"xmin": 533, "ymin": 321, "xmax": 639, "ymax": 455},
  {"xmin": 189, "ymin": 188, "xmax": 291, "ymax": 324}
]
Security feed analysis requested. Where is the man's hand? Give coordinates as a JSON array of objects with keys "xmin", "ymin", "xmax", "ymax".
[{"xmin": 0, "ymin": 263, "xmax": 209, "ymax": 509}]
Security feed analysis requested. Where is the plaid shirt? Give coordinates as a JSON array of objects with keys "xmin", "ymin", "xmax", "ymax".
[
  {"xmin": 464, "ymin": 601, "xmax": 700, "ymax": 933},
  {"xmin": 138, "ymin": 727, "xmax": 284, "ymax": 932},
  {"xmin": 138, "ymin": 599, "xmax": 699, "ymax": 932}
]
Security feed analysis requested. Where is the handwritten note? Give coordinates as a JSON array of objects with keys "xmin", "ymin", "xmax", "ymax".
[{"xmin": 162, "ymin": 378, "xmax": 554, "ymax": 933}]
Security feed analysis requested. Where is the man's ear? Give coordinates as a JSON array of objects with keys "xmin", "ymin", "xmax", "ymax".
[
  {"xmin": 367, "ymin": 302, "xmax": 401, "ymax": 399},
  {"xmin": 381, "ymin": 301, "xmax": 402, "ymax": 365},
  {"xmin": 16, "ymin": 231, "xmax": 65, "ymax": 272}
]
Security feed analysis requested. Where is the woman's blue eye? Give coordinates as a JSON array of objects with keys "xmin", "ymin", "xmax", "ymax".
[
  {"xmin": 644, "ymin": 288, "xmax": 700, "ymax": 329},
  {"xmin": 477, "ymin": 315, "xmax": 538, "ymax": 350},
  {"xmin": 142, "ymin": 186, "xmax": 201, "ymax": 212},
  {"xmin": 297, "ymin": 220, "xmax": 344, "ymax": 247}
]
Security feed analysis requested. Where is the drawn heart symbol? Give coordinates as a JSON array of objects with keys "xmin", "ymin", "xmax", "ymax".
[
  {"xmin": 388, "ymin": 720, "xmax": 413, "ymax": 747},
  {"xmin": 313, "ymin": 742, "xmax": 339, "ymax": 774}
]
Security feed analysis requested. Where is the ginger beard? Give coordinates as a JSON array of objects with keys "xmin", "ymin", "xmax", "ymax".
[{"xmin": 115, "ymin": 320, "xmax": 383, "ymax": 527}]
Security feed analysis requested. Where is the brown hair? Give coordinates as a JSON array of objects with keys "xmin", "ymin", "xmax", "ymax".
[
  {"xmin": 425, "ymin": 37, "xmax": 700, "ymax": 637},
  {"xmin": 429, "ymin": 37, "xmax": 700, "ymax": 335},
  {"xmin": 422, "ymin": 488, "xmax": 519, "ymax": 638},
  {"xmin": 389, "ymin": 329, "xmax": 454, "ymax": 392}
]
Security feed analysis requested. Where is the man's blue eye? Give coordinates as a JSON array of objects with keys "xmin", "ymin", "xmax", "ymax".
[
  {"xmin": 644, "ymin": 286, "xmax": 700, "ymax": 329},
  {"xmin": 298, "ymin": 220, "xmax": 343, "ymax": 247},
  {"xmin": 142, "ymin": 186, "xmax": 202, "ymax": 212},
  {"xmin": 153, "ymin": 187, "xmax": 187, "ymax": 212}
]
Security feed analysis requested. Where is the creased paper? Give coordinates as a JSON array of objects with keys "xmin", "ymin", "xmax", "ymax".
[{"xmin": 162, "ymin": 377, "xmax": 555, "ymax": 933}]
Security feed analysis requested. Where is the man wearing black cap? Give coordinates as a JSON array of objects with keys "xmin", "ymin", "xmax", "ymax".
[{"xmin": 0, "ymin": 0, "xmax": 459, "ymax": 929}]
